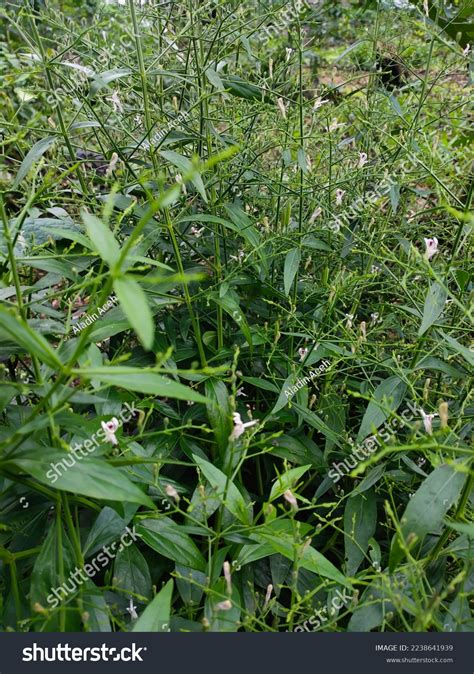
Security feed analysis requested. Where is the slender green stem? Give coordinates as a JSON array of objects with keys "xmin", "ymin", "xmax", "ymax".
[
  {"xmin": 9, "ymin": 560, "xmax": 22, "ymax": 628},
  {"xmin": 165, "ymin": 209, "xmax": 207, "ymax": 366}
]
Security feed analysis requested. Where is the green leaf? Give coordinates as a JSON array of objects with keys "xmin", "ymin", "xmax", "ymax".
[
  {"xmin": 83, "ymin": 506, "xmax": 127, "ymax": 557},
  {"xmin": 271, "ymin": 373, "xmax": 296, "ymax": 414},
  {"xmin": 356, "ymin": 376, "xmax": 407, "ymax": 443},
  {"xmin": 389, "ymin": 463, "xmax": 468, "ymax": 571},
  {"xmin": 205, "ymin": 379, "xmax": 232, "ymax": 455},
  {"xmin": 353, "ymin": 463, "xmax": 387, "ymax": 495},
  {"xmin": 344, "ymin": 490, "xmax": 377, "ymax": 576},
  {"xmin": 13, "ymin": 136, "xmax": 56, "ymax": 188},
  {"xmin": 283, "ymin": 248, "xmax": 301, "ymax": 297},
  {"xmin": 413, "ymin": 356, "xmax": 467, "ymax": 379},
  {"xmin": 241, "ymin": 376, "xmax": 279, "ymax": 393},
  {"xmin": 0, "ymin": 306, "xmax": 63, "ymax": 369},
  {"xmin": 138, "ymin": 518, "xmax": 207, "ymax": 571},
  {"xmin": 82, "ymin": 583, "xmax": 112, "ymax": 632},
  {"xmin": 348, "ymin": 580, "xmax": 395, "ymax": 632},
  {"xmin": 160, "ymin": 151, "xmax": 208, "ymax": 203},
  {"xmin": 90, "ymin": 68, "xmax": 132, "ymax": 94},
  {"xmin": 114, "ymin": 276, "xmax": 155, "ymax": 350},
  {"xmin": 213, "ymin": 295, "xmax": 252, "ymax": 349},
  {"xmin": 82, "ymin": 212, "xmax": 121, "ymax": 268},
  {"xmin": 221, "ymin": 75, "xmax": 269, "ymax": 102},
  {"xmin": 297, "ymin": 147, "xmax": 308, "ymax": 174},
  {"xmin": 192, "ymin": 454, "xmax": 251, "ymax": 525},
  {"xmin": 440, "ymin": 331, "xmax": 474, "ymax": 367},
  {"xmin": 223, "ymin": 203, "xmax": 261, "ymax": 248},
  {"xmin": 132, "ymin": 579, "xmax": 173, "ymax": 632},
  {"xmin": 114, "ymin": 544, "xmax": 152, "ymax": 600},
  {"xmin": 292, "ymin": 403, "xmax": 344, "ymax": 448},
  {"xmin": 418, "ymin": 282, "xmax": 447, "ymax": 336},
  {"xmin": 254, "ymin": 527, "xmax": 350, "ymax": 587},
  {"xmin": 177, "ymin": 213, "xmax": 260, "ymax": 249},
  {"xmin": 269, "ymin": 465, "xmax": 311, "ymax": 501},
  {"xmin": 72, "ymin": 367, "xmax": 209, "ymax": 403},
  {"xmin": 205, "ymin": 579, "xmax": 241, "ymax": 632},
  {"xmin": 30, "ymin": 525, "xmax": 76, "ymax": 619},
  {"xmin": 205, "ymin": 67, "xmax": 225, "ymax": 91},
  {"xmin": 236, "ymin": 542, "xmax": 275, "ymax": 567},
  {"xmin": 8, "ymin": 451, "xmax": 154, "ymax": 508}
]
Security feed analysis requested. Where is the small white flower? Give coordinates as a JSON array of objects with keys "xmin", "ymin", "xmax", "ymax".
[
  {"xmin": 298, "ymin": 347, "xmax": 309, "ymax": 362},
  {"xmin": 101, "ymin": 418, "xmax": 119, "ymax": 445},
  {"xmin": 236, "ymin": 387, "xmax": 247, "ymax": 397},
  {"xmin": 302, "ymin": 537, "xmax": 312, "ymax": 553},
  {"xmin": 345, "ymin": 313, "xmax": 354, "ymax": 329},
  {"xmin": 165, "ymin": 484, "xmax": 180, "ymax": 502},
  {"xmin": 313, "ymin": 97, "xmax": 329, "ymax": 110},
  {"xmin": 105, "ymin": 152, "xmax": 119, "ymax": 178},
  {"xmin": 309, "ymin": 206, "xmax": 322, "ymax": 223},
  {"xmin": 127, "ymin": 598, "xmax": 138, "ymax": 620},
  {"xmin": 223, "ymin": 561, "xmax": 232, "ymax": 594},
  {"xmin": 329, "ymin": 119, "xmax": 344, "ymax": 132},
  {"xmin": 372, "ymin": 561, "xmax": 381, "ymax": 572},
  {"xmin": 108, "ymin": 91, "xmax": 124, "ymax": 114},
  {"xmin": 462, "ymin": 44, "xmax": 470, "ymax": 57},
  {"xmin": 229, "ymin": 250, "xmax": 245, "ymax": 263},
  {"xmin": 190, "ymin": 225, "xmax": 204, "ymax": 237},
  {"xmin": 335, "ymin": 188, "xmax": 345, "ymax": 206},
  {"xmin": 423, "ymin": 237, "xmax": 439, "ymax": 261},
  {"xmin": 283, "ymin": 489, "xmax": 298, "ymax": 510},
  {"xmin": 277, "ymin": 97, "xmax": 287, "ymax": 119},
  {"xmin": 371, "ymin": 264, "xmax": 381, "ymax": 274},
  {"xmin": 329, "ymin": 219, "xmax": 341, "ymax": 233},
  {"xmin": 229, "ymin": 412, "xmax": 257, "ymax": 441},
  {"xmin": 420, "ymin": 409, "xmax": 438, "ymax": 435},
  {"xmin": 264, "ymin": 583, "xmax": 273, "ymax": 610},
  {"xmin": 357, "ymin": 152, "xmax": 368, "ymax": 168},
  {"xmin": 359, "ymin": 321, "xmax": 367, "ymax": 341},
  {"xmin": 175, "ymin": 173, "xmax": 187, "ymax": 195},
  {"xmin": 285, "ymin": 47, "xmax": 293, "ymax": 62},
  {"xmin": 215, "ymin": 599, "xmax": 232, "ymax": 611},
  {"xmin": 370, "ymin": 312, "xmax": 379, "ymax": 325}
]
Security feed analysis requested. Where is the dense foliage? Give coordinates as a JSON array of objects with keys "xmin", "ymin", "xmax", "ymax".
[{"xmin": 0, "ymin": 0, "xmax": 472, "ymax": 633}]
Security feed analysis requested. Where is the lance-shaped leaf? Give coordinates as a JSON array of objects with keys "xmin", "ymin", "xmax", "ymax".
[
  {"xmin": 253, "ymin": 527, "xmax": 350, "ymax": 588},
  {"xmin": 389, "ymin": 463, "xmax": 468, "ymax": 571},
  {"xmin": 160, "ymin": 150, "xmax": 207, "ymax": 203},
  {"xmin": 7, "ymin": 450, "xmax": 154, "ymax": 508},
  {"xmin": 82, "ymin": 212, "xmax": 121, "ymax": 268},
  {"xmin": 418, "ymin": 281, "xmax": 447, "ymax": 336},
  {"xmin": 283, "ymin": 248, "xmax": 300, "ymax": 296},
  {"xmin": 344, "ymin": 490, "xmax": 377, "ymax": 576},
  {"xmin": 0, "ymin": 305, "xmax": 63, "ymax": 369},
  {"xmin": 71, "ymin": 367, "xmax": 209, "ymax": 403},
  {"xmin": 137, "ymin": 518, "xmax": 206, "ymax": 571},
  {"xmin": 13, "ymin": 136, "xmax": 56, "ymax": 188},
  {"xmin": 114, "ymin": 276, "xmax": 155, "ymax": 350},
  {"xmin": 192, "ymin": 454, "xmax": 251, "ymax": 525},
  {"xmin": 356, "ymin": 376, "xmax": 407, "ymax": 442},
  {"xmin": 132, "ymin": 579, "xmax": 173, "ymax": 632}
]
